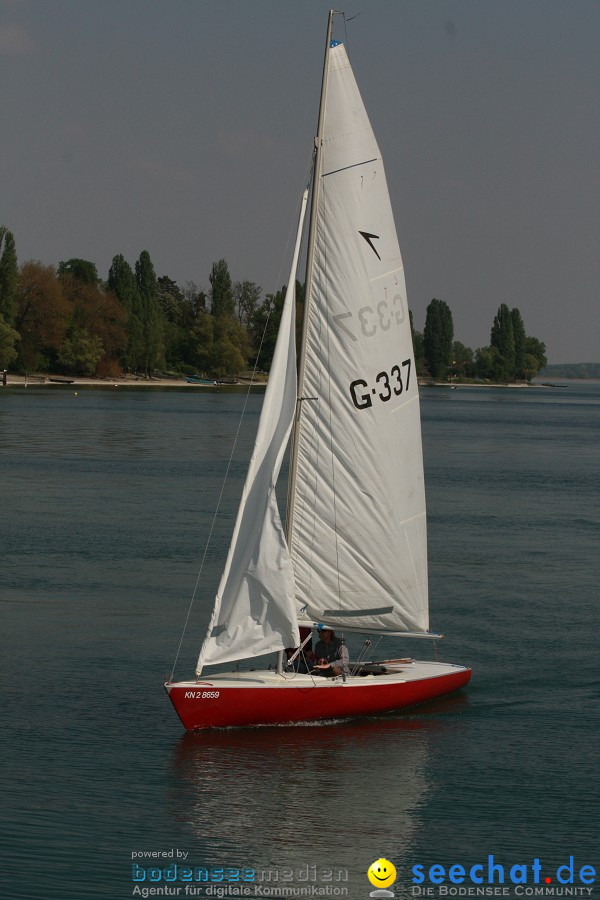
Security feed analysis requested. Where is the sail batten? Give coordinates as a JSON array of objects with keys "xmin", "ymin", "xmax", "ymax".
[{"xmin": 322, "ymin": 158, "xmax": 378, "ymax": 177}]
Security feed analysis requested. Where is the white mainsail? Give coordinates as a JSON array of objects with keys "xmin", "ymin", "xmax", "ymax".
[
  {"xmin": 287, "ymin": 42, "xmax": 429, "ymax": 635},
  {"xmin": 195, "ymin": 193, "xmax": 308, "ymax": 672},
  {"xmin": 197, "ymin": 36, "xmax": 429, "ymax": 673}
]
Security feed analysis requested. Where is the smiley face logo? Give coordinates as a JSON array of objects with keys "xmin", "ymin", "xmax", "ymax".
[{"xmin": 367, "ymin": 858, "xmax": 397, "ymax": 889}]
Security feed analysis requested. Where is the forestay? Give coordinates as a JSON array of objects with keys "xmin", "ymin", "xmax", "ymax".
[
  {"xmin": 195, "ymin": 194, "xmax": 308, "ymax": 672},
  {"xmin": 288, "ymin": 43, "xmax": 429, "ymax": 635}
]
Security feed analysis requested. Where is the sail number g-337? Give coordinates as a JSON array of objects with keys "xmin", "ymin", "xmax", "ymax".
[
  {"xmin": 350, "ymin": 359, "xmax": 412, "ymax": 410},
  {"xmin": 333, "ymin": 292, "xmax": 405, "ymax": 343}
]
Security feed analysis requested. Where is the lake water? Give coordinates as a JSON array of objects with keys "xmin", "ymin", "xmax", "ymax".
[{"xmin": 1, "ymin": 381, "xmax": 598, "ymax": 899}]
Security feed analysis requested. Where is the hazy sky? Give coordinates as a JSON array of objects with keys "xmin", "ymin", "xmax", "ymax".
[{"xmin": 1, "ymin": 0, "xmax": 598, "ymax": 363}]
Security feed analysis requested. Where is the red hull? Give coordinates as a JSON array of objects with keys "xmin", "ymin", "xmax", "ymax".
[{"xmin": 165, "ymin": 665, "xmax": 471, "ymax": 729}]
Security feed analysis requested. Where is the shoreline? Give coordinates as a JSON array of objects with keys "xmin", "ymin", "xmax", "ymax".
[
  {"xmin": 2, "ymin": 373, "xmax": 264, "ymax": 388},
  {"xmin": 2, "ymin": 374, "xmax": 584, "ymax": 390},
  {"xmin": 419, "ymin": 379, "xmax": 539, "ymax": 389}
]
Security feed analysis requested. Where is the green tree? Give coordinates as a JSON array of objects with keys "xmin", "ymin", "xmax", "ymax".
[
  {"xmin": 184, "ymin": 281, "xmax": 207, "ymax": 316},
  {"xmin": 0, "ymin": 227, "xmax": 19, "ymax": 326},
  {"xmin": 474, "ymin": 345, "xmax": 500, "ymax": 381},
  {"xmin": 423, "ymin": 298, "xmax": 454, "ymax": 380},
  {"xmin": 173, "ymin": 282, "xmax": 209, "ymax": 370},
  {"xmin": 189, "ymin": 310, "xmax": 214, "ymax": 373},
  {"xmin": 157, "ymin": 275, "xmax": 184, "ymax": 323},
  {"xmin": 250, "ymin": 287, "xmax": 284, "ymax": 372},
  {"xmin": 135, "ymin": 250, "xmax": 164, "ymax": 375},
  {"xmin": 249, "ymin": 280, "xmax": 307, "ymax": 372},
  {"xmin": 235, "ymin": 280, "xmax": 261, "ymax": 326},
  {"xmin": 524, "ymin": 336, "xmax": 547, "ymax": 378},
  {"xmin": 156, "ymin": 275, "xmax": 188, "ymax": 371},
  {"xmin": 0, "ymin": 314, "xmax": 19, "ymax": 368},
  {"xmin": 108, "ymin": 255, "xmax": 138, "ymax": 311},
  {"xmin": 108, "ymin": 254, "xmax": 143, "ymax": 371},
  {"xmin": 511, "ymin": 308, "xmax": 527, "ymax": 379},
  {"xmin": 409, "ymin": 310, "xmax": 426, "ymax": 376},
  {"xmin": 210, "ymin": 314, "xmax": 248, "ymax": 377},
  {"xmin": 209, "ymin": 259, "xmax": 234, "ymax": 317},
  {"xmin": 450, "ymin": 341, "xmax": 474, "ymax": 378},
  {"xmin": 57, "ymin": 258, "xmax": 99, "ymax": 285},
  {"xmin": 57, "ymin": 327, "xmax": 104, "ymax": 374},
  {"xmin": 490, "ymin": 303, "xmax": 516, "ymax": 380}
]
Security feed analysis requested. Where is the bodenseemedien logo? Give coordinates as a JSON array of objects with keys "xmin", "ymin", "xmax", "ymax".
[{"xmin": 368, "ymin": 858, "xmax": 397, "ymax": 897}]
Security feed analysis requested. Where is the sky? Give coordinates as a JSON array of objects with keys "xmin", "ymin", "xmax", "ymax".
[{"xmin": 1, "ymin": 0, "xmax": 598, "ymax": 364}]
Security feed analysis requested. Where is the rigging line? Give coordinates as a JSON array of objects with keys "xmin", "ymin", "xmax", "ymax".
[
  {"xmin": 169, "ymin": 156, "xmax": 314, "ymax": 682},
  {"xmin": 342, "ymin": 11, "xmax": 360, "ymax": 56},
  {"xmin": 169, "ymin": 366, "xmax": 266, "ymax": 680},
  {"xmin": 367, "ymin": 635, "xmax": 384, "ymax": 664},
  {"xmin": 351, "ymin": 638, "xmax": 372, "ymax": 675},
  {"xmin": 371, "ymin": 635, "xmax": 383, "ymax": 654}
]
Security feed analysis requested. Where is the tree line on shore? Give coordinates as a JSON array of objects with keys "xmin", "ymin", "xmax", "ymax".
[
  {"xmin": 539, "ymin": 362, "xmax": 599, "ymax": 380},
  {"xmin": 0, "ymin": 225, "xmax": 545, "ymax": 382},
  {"xmin": 413, "ymin": 298, "xmax": 547, "ymax": 382},
  {"xmin": 0, "ymin": 226, "xmax": 283, "ymax": 378}
]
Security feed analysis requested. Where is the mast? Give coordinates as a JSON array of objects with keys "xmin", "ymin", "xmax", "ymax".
[{"xmin": 285, "ymin": 9, "xmax": 336, "ymax": 544}]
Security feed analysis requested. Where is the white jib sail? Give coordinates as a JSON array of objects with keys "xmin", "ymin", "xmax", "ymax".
[
  {"xmin": 289, "ymin": 43, "xmax": 429, "ymax": 635},
  {"xmin": 196, "ymin": 192, "xmax": 308, "ymax": 672}
]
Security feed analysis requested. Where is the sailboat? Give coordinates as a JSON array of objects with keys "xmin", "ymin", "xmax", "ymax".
[{"xmin": 165, "ymin": 11, "xmax": 471, "ymax": 729}]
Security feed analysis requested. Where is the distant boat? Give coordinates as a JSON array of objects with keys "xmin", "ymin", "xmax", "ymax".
[
  {"xmin": 541, "ymin": 382, "xmax": 568, "ymax": 388},
  {"xmin": 185, "ymin": 376, "xmax": 215, "ymax": 384},
  {"xmin": 48, "ymin": 377, "xmax": 75, "ymax": 385},
  {"xmin": 165, "ymin": 11, "xmax": 471, "ymax": 730}
]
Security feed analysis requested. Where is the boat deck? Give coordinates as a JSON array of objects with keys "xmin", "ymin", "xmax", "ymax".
[{"xmin": 170, "ymin": 658, "xmax": 467, "ymax": 690}]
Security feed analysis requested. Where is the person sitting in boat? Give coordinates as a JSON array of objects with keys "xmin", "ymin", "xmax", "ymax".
[
  {"xmin": 312, "ymin": 626, "xmax": 349, "ymax": 678},
  {"xmin": 285, "ymin": 627, "xmax": 315, "ymax": 673}
]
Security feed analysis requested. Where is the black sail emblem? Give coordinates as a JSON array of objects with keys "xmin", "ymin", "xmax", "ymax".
[{"xmin": 359, "ymin": 230, "xmax": 381, "ymax": 261}]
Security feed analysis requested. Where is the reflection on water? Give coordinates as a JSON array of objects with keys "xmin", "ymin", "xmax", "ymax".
[{"xmin": 168, "ymin": 716, "xmax": 435, "ymax": 876}]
